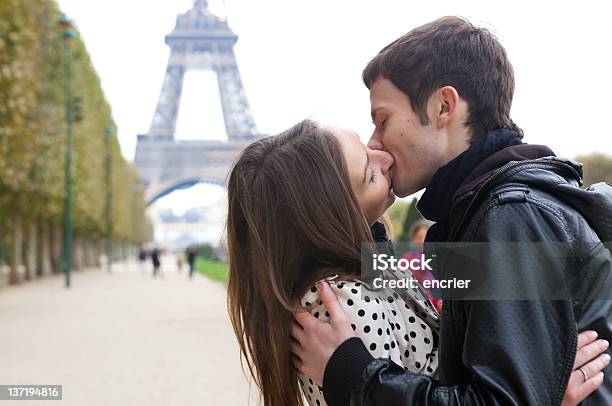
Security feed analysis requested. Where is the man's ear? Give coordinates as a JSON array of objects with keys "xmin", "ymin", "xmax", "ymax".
[{"xmin": 434, "ymin": 86, "xmax": 460, "ymax": 129}]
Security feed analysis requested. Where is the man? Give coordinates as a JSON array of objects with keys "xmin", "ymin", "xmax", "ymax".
[
  {"xmin": 186, "ymin": 245, "xmax": 197, "ymax": 279},
  {"xmin": 292, "ymin": 17, "xmax": 612, "ymax": 405}
]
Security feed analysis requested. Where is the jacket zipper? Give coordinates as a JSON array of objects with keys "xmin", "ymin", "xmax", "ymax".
[{"xmin": 448, "ymin": 159, "xmax": 581, "ymax": 241}]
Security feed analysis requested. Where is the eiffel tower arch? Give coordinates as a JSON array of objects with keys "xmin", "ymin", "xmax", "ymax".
[{"xmin": 134, "ymin": 0, "xmax": 261, "ymax": 204}]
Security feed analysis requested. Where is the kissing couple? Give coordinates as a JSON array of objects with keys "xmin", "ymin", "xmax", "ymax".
[{"xmin": 226, "ymin": 16, "xmax": 612, "ymax": 406}]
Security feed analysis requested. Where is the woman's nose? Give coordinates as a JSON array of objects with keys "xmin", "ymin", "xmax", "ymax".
[{"xmin": 370, "ymin": 149, "xmax": 394, "ymax": 173}]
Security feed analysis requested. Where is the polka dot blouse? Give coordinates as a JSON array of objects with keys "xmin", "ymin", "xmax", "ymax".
[{"xmin": 297, "ymin": 279, "xmax": 440, "ymax": 406}]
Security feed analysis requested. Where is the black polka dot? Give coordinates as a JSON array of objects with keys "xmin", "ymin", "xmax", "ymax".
[
  {"xmin": 384, "ymin": 343, "xmax": 390, "ymax": 350},
  {"xmin": 347, "ymin": 299, "xmax": 354, "ymax": 306},
  {"xmin": 387, "ymin": 296, "xmax": 394, "ymax": 303},
  {"xmin": 421, "ymin": 323, "xmax": 427, "ymax": 330},
  {"xmin": 377, "ymin": 328, "xmax": 383, "ymax": 336},
  {"xmin": 325, "ymin": 311, "xmax": 329, "ymax": 318},
  {"xmin": 364, "ymin": 325, "xmax": 371, "ymax": 333},
  {"xmin": 338, "ymin": 283, "xmax": 344, "ymax": 289},
  {"xmin": 375, "ymin": 298, "xmax": 380, "ymax": 304},
  {"xmin": 427, "ymin": 366, "xmax": 434, "ymax": 373},
  {"xmin": 395, "ymin": 323, "xmax": 401, "ymax": 330},
  {"xmin": 386, "ymin": 328, "xmax": 390, "ymax": 335},
  {"xmin": 355, "ymin": 282, "xmax": 361, "ymax": 287},
  {"xmin": 309, "ymin": 387, "xmax": 313, "ymax": 393},
  {"xmin": 404, "ymin": 350, "xmax": 410, "ymax": 357},
  {"xmin": 424, "ymin": 337, "xmax": 431, "ymax": 344},
  {"xmin": 351, "ymin": 324, "xmax": 356, "ymax": 331},
  {"xmin": 316, "ymin": 400, "xmax": 321, "ymax": 406},
  {"xmin": 370, "ymin": 343, "xmax": 377, "ymax": 351},
  {"xmin": 314, "ymin": 312, "xmax": 319, "ymax": 318},
  {"xmin": 391, "ymin": 310, "xmax": 397, "ymax": 316},
  {"xmin": 391, "ymin": 341, "xmax": 396, "ymax": 349},
  {"xmin": 408, "ymin": 316, "xmax": 415, "ymax": 323},
  {"xmin": 310, "ymin": 286, "xmax": 317, "ymax": 293},
  {"xmin": 358, "ymin": 309, "xmax": 365, "ymax": 317},
  {"xmin": 410, "ymin": 331, "xmax": 417, "ymax": 338},
  {"xmin": 372, "ymin": 313, "xmax": 378, "ymax": 320},
  {"xmin": 382, "ymin": 313, "xmax": 386, "ymax": 320},
  {"xmin": 364, "ymin": 296, "xmax": 370, "ymax": 302},
  {"xmin": 415, "ymin": 362, "xmax": 421, "ymax": 368},
  {"xmin": 404, "ymin": 334, "xmax": 409, "ymax": 341},
  {"xmin": 305, "ymin": 301, "xmax": 311, "ymax": 306},
  {"xmin": 351, "ymin": 288, "xmax": 358, "ymax": 294},
  {"xmin": 411, "ymin": 345, "xmax": 416, "ymax": 352}
]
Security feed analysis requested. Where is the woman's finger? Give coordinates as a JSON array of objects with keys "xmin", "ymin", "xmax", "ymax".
[
  {"xmin": 291, "ymin": 353, "xmax": 303, "ymax": 373},
  {"xmin": 290, "ymin": 320, "xmax": 306, "ymax": 343},
  {"xmin": 576, "ymin": 330, "xmax": 598, "ymax": 352},
  {"xmin": 574, "ymin": 339, "xmax": 609, "ymax": 369},
  {"xmin": 563, "ymin": 371, "xmax": 604, "ymax": 406},
  {"xmin": 317, "ymin": 281, "xmax": 345, "ymax": 324},
  {"xmin": 290, "ymin": 338, "xmax": 305, "ymax": 359},
  {"xmin": 293, "ymin": 308, "xmax": 316, "ymax": 331},
  {"xmin": 579, "ymin": 353, "xmax": 611, "ymax": 382}
]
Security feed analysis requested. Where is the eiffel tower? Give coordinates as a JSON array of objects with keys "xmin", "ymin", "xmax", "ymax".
[{"xmin": 134, "ymin": 0, "xmax": 261, "ymax": 204}]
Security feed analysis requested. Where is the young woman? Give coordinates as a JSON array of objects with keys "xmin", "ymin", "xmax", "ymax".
[{"xmin": 226, "ymin": 120, "xmax": 606, "ymax": 406}]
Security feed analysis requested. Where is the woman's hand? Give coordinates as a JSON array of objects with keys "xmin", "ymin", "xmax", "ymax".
[
  {"xmin": 562, "ymin": 330, "xmax": 609, "ymax": 406},
  {"xmin": 291, "ymin": 281, "xmax": 355, "ymax": 386}
]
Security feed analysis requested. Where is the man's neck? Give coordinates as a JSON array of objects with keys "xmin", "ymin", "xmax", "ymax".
[{"xmin": 439, "ymin": 128, "xmax": 473, "ymax": 169}]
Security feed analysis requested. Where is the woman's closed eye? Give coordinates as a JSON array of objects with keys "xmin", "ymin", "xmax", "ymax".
[{"xmin": 369, "ymin": 168, "xmax": 378, "ymax": 183}]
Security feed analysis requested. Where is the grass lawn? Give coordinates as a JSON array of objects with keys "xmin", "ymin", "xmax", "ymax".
[{"xmin": 195, "ymin": 258, "xmax": 228, "ymax": 283}]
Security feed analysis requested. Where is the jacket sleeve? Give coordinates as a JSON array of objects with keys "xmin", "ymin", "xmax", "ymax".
[{"xmin": 323, "ymin": 199, "xmax": 579, "ymax": 406}]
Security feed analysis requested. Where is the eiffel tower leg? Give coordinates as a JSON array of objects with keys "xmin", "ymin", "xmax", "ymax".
[
  {"xmin": 149, "ymin": 60, "xmax": 185, "ymax": 138},
  {"xmin": 215, "ymin": 52, "xmax": 257, "ymax": 141}
]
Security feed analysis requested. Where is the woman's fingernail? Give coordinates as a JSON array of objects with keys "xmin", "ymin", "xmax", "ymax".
[
  {"xmin": 590, "ymin": 330, "xmax": 599, "ymax": 339},
  {"xmin": 603, "ymin": 354, "xmax": 611, "ymax": 364},
  {"xmin": 600, "ymin": 339, "xmax": 610, "ymax": 350}
]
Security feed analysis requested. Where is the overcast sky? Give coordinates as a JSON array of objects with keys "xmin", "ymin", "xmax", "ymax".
[{"xmin": 55, "ymin": 0, "xmax": 612, "ymax": 215}]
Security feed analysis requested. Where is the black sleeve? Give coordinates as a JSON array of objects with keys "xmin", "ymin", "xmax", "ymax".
[{"xmin": 323, "ymin": 200, "xmax": 579, "ymax": 406}]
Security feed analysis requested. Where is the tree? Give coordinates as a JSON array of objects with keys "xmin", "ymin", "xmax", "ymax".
[
  {"xmin": 398, "ymin": 197, "xmax": 424, "ymax": 242},
  {"xmin": 0, "ymin": 0, "xmax": 152, "ymax": 283},
  {"xmin": 576, "ymin": 153, "xmax": 612, "ymax": 186}
]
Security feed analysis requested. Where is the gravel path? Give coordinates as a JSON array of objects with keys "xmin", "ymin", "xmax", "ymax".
[{"xmin": 0, "ymin": 260, "xmax": 260, "ymax": 406}]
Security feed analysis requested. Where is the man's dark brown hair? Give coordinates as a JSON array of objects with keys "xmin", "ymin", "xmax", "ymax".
[{"xmin": 363, "ymin": 16, "xmax": 523, "ymax": 138}]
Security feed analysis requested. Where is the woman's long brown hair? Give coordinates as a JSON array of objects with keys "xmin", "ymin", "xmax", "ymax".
[{"xmin": 226, "ymin": 120, "xmax": 374, "ymax": 406}]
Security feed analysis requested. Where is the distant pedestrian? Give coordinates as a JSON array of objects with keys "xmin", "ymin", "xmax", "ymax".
[
  {"xmin": 176, "ymin": 254, "xmax": 183, "ymax": 273},
  {"xmin": 138, "ymin": 245, "xmax": 147, "ymax": 274},
  {"xmin": 151, "ymin": 247, "xmax": 161, "ymax": 277},
  {"xmin": 186, "ymin": 246, "xmax": 197, "ymax": 279}
]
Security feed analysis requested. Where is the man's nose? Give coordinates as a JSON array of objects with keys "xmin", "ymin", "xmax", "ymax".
[{"xmin": 368, "ymin": 130, "xmax": 383, "ymax": 150}]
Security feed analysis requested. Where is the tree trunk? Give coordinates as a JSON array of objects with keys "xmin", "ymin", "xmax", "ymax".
[
  {"xmin": 50, "ymin": 223, "xmax": 62, "ymax": 274},
  {"xmin": 73, "ymin": 236, "xmax": 82, "ymax": 271},
  {"xmin": 24, "ymin": 218, "xmax": 37, "ymax": 281},
  {"xmin": 95, "ymin": 239, "xmax": 102, "ymax": 267},
  {"xmin": 40, "ymin": 220, "xmax": 52, "ymax": 276},
  {"xmin": 9, "ymin": 213, "xmax": 23, "ymax": 285}
]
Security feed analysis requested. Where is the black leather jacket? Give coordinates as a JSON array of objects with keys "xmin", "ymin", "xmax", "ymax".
[{"xmin": 323, "ymin": 156, "xmax": 612, "ymax": 405}]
